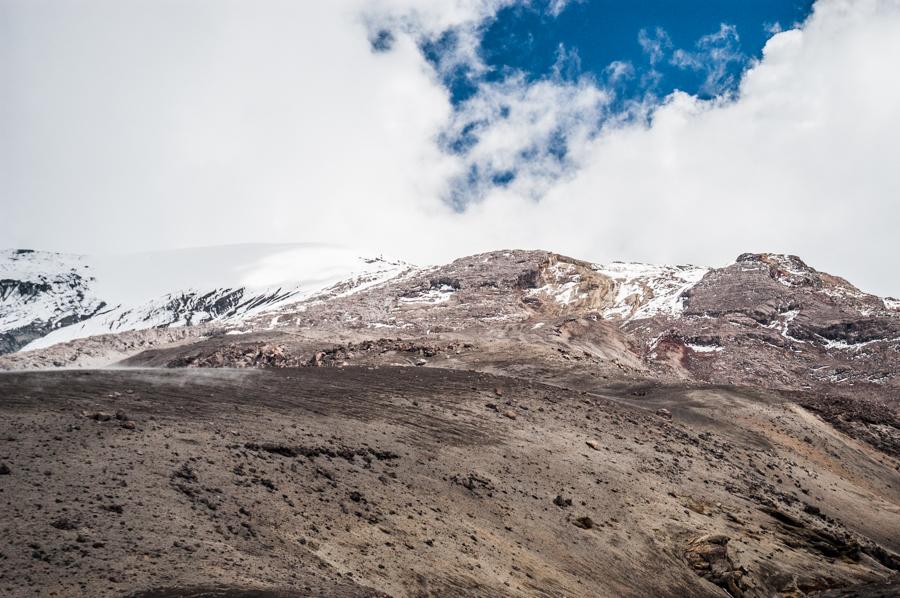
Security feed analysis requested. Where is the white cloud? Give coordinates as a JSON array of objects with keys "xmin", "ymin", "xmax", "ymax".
[
  {"xmin": 1, "ymin": 0, "xmax": 899, "ymax": 296},
  {"xmin": 546, "ymin": 0, "xmax": 578, "ymax": 18},
  {"xmin": 604, "ymin": 60, "xmax": 635, "ymax": 84},
  {"xmin": 638, "ymin": 27, "xmax": 673, "ymax": 66},
  {"xmin": 670, "ymin": 23, "xmax": 744, "ymax": 96},
  {"xmin": 440, "ymin": 72, "xmax": 608, "ymax": 204},
  {"xmin": 0, "ymin": 0, "xmax": 462, "ymax": 256}
]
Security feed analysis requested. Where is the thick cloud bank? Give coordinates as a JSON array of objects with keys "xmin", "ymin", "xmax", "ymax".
[{"xmin": 2, "ymin": 0, "xmax": 899, "ymax": 295}]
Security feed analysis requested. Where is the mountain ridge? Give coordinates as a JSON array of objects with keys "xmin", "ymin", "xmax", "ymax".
[
  {"xmin": 4, "ymin": 246, "xmax": 896, "ymax": 357},
  {"xmin": 3, "ymin": 248, "xmax": 899, "ymax": 429}
]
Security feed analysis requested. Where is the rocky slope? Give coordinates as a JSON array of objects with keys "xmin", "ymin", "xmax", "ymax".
[
  {"xmin": 1, "ymin": 247, "xmax": 899, "ymax": 597},
  {"xmin": 1, "ymin": 367, "xmax": 898, "ymax": 597}
]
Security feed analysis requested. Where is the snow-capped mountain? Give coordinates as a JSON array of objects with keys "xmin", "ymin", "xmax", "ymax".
[
  {"xmin": 0, "ymin": 244, "xmax": 722, "ymax": 356},
  {"xmin": 0, "ymin": 249, "xmax": 106, "ymax": 353},
  {"xmin": 0, "ymin": 244, "xmax": 412, "ymax": 354},
  {"xmin": 4, "ymin": 246, "xmax": 900, "ymax": 402}
]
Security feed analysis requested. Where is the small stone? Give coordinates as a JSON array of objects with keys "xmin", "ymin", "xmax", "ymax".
[
  {"xmin": 553, "ymin": 495, "xmax": 572, "ymax": 508},
  {"xmin": 50, "ymin": 517, "xmax": 80, "ymax": 530},
  {"xmin": 690, "ymin": 534, "xmax": 730, "ymax": 546},
  {"xmin": 503, "ymin": 410, "xmax": 517, "ymax": 420},
  {"xmin": 656, "ymin": 408, "xmax": 672, "ymax": 419},
  {"xmin": 122, "ymin": 421, "xmax": 137, "ymax": 430},
  {"xmin": 0, "ymin": 463, "xmax": 10, "ymax": 475},
  {"xmin": 415, "ymin": 359, "xmax": 427, "ymax": 366},
  {"xmin": 803, "ymin": 503, "xmax": 821, "ymax": 516},
  {"xmin": 585, "ymin": 439, "xmax": 599, "ymax": 450},
  {"xmin": 572, "ymin": 516, "xmax": 594, "ymax": 529}
]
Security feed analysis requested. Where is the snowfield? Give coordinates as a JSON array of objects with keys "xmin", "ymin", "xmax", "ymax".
[
  {"xmin": 593, "ymin": 262, "xmax": 709, "ymax": 321},
  {"xmin": 2, "ymin": 245, "xmax": 411, "ymax": 352}
]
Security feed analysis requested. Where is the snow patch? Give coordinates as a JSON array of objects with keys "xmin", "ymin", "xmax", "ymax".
[
  {"xmin": 526, "ymin": 262, "xmax": 587, "ymax": 306},
  {"xmin": 819, "ymin": 285, "xmax": 866, "ymax": 301},
  {"xmin": 765, "ymin": 309, "xmax": 809, "ymax": 344},
  {"xmin": 686, "ymin": 343, "xmax": 724, "ymax": 353},
  {"xmin": 594, "ymin": 262, "xmax": 709, "ymax": 321},
  {"xmin": 0, "ymin": 250, "xmax": 103, "ymax": 336},
  {"xmin": 822, "ymin": 336, "xmax": 900, "ymax": 351},
  {"xmin": 398, "ymin": 285, "xmax": 456, "ymax": 305}
]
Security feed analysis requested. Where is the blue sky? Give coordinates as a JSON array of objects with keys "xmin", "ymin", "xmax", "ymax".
[
  {"xmin": 427, "ymin": 0, "xmax": 814, "ymax": 105},
  {"xmin": 414, "ymin": 0, "xmax": 816, "ymax": 208}
]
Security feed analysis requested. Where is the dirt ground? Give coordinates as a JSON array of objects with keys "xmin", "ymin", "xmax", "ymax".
[{"xmin": 1, "ymin": 366, "xmax": 898, "ymax": 597}]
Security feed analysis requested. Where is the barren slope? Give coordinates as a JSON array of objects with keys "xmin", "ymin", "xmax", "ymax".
[{"xmin": 1, "ymin": 368, "xmax": 899, "ymax": 597}]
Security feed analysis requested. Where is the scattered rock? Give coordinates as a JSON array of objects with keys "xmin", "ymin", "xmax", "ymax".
[
  {"xmin": 572, "ymin": 516, "xmax": 594, "ymax": 529},
  {"xmin": 430, "ymin": 276, "xmax": 461, "ymax": 290},
  {"xmin": 684, "ymin": 534, "xmax": 745, "ymax": 597},
  {"xmin": 655, "ymin": 408, "xmax": 672, "ymax": 419},
  {"xmin": 761, "ymin": 507, "xmax": 861, "ymax": 561},
  {"xmin": 300, "ymin": 339, "xmax": 467, "ymax": 369},
  {"xmin": 553, "ymin": 495, "xmax": 572, "ymax": 508},
  {"xmin": 169, "ymin": 343, "xmax": 297, "ymax": 369},
  {"xmin": 172, "ymin": 462, "xmax": 197, "ymax": 483},
  {"xmin": 451, "ymin": 473, "xmax": 494, "ymax": 497},
  {"xmin": 803, "ymin": 503, "xmax": 821, "ymax": 516},
  {"xmin": 50, "ymin": 517, "xmax": 80, "ymax": 531}
]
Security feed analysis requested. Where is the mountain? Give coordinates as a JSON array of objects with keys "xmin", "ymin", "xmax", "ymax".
[
  {"xmin": 5, "ymin": 247, "xmax": 898, "ymax": 398},
  {"xmin": 3, "ymin": 246, "xmax": 899, "ymax": 448},
  {"xmin": 1, "ymin": 246, "xmax": 899, "ymax": 597},
  {"xmin": 0, "ymin": 245, "xmax": 412, "ymax": 355},
  {"xmin": 4, "ymin": 244, "xmax": 899, "ymax": 452}
]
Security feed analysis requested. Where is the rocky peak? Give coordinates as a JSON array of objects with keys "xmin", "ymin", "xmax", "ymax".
[{"xmin": 735, "ymin": 252, "xmax": 821, "ymax": 288}]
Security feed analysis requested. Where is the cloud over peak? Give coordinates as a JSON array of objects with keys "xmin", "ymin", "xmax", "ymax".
[{"xmin": 1, "ymin": 0, "xmax": 899, "ymax": 295}]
